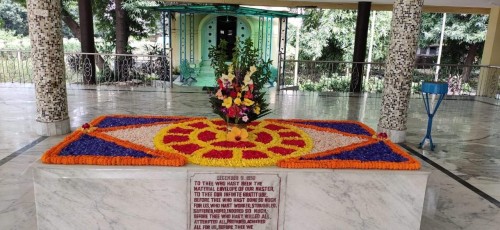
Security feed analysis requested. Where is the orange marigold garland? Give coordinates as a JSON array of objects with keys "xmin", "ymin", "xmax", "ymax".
[
  {"xmin": 41, "ymin": 115, "xmax": 188, "ymax": 166},
  {"xmin": 276, "ymin": 119, "xmax": 420, "ymax": 170},
  {"xmin": 42, "ymin": 115, "xmax": 420, "ymax": 170}
]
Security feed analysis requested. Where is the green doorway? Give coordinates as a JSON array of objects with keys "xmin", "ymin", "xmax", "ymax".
[{"xmin": 217, "ymin": 16, "xmax": 237, "ymax": 61}]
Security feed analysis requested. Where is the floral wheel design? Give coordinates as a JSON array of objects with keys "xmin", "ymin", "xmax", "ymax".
[{"xmin": 153, "ymin": 119, "xmax": 313, "ymax": 167}]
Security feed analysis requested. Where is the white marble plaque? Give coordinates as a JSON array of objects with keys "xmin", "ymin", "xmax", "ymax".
[{"xmin": 190, "ymin": 173, "xmax": 281, "ymax": 230}]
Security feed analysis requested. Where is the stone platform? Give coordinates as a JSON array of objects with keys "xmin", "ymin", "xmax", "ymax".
[{"xmin": 33, "ymin": 162, "xmax": 429, "ymax": 230}]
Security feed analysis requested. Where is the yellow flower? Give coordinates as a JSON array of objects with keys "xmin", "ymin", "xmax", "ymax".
[
  {"xmin": 222, "ymin": 97, "xmax": 233, "ymax": 108},
  {"xmin": 227, "ymin": 72, "xmax": 235, "ymax": 82},
  {"xmin": 253, "ymin": 106, "xmax": 261, "ymax": 114},
  {"xmin": 243, "ymin": 77, "xmax": 253, "ymax": 86},
  {"xmin": 234, "ymin": 97, "xmax": 242, "ymax": 106},
  {"xmin": 227, "ymin": 127, "xmax": 249, "ymax": 141},
  {"xmin": 243, "ymin": 98, "xmax": 254, "ymax": 106},
  {"xmin": 244, "ymin": 66, "xmax": 257, "ymax": 85},
  {"xmin": 249, "ymin": 65, "xmax": 257, "ymax": 73},
  {"xmin": 220, "ymin": 74, "xmax": 229, "ymax": 81}
]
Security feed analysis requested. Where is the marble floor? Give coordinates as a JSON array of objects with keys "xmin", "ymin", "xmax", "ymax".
[{"xmin": 0, "ymin": 84, "xmax": 498, "ymax": 229}]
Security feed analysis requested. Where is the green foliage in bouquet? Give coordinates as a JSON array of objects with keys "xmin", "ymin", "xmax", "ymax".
[{"xmin": 208, "ymin": 38, "xmax": 272, "ymax": 124}]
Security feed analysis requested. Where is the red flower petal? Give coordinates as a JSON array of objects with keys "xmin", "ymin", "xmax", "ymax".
[
  {"xmin": 203, "ymin": 150, "xmax": 233, "ymax": 159},
  {"xmin": 82, "ymin": 123, "xmax": 90, "ymax": 129},
  {"xmin": 282, "ymin": 139, "xmax": 306, "ymax": 148},
  {"xmin": 279, "ymin": 131, "xmax": 301, "ymax": 138},
  {"xmin": 212, "ymin": 120, "xmax": 226, "ymax": 126},
  {"xmin": 198, "ymin": 131, "xmax": 217, "ymax": 142},
  {"xmin": 163, "ymin": 135, "xmax": 189, "ymax": 144},
  {"xmin": 217, "ymin": 79, "xmax": 224, "ymax": 89},
  {"xmin": 230, "ymin": 91, "xmax": 237, "ymax": 98},
  {"xmin": 189, "ymin": 122, "xmax": 209, "ymax": 129},
  {"xmin": 265, "ymin": 124, "xmax": 286, "ymax": 131},
  {"xmin": 255, "ymin": 132, "xmax": 273, "ymax": 144},
  {"xmin": 211, "ymin": 141, "xmax": 256, "ymax": 148},
  {"xmin": 268, "ymin": 147, "xmax": 295, "ymax": 155},
  {"xmin": 247, "ymin": 121, "xmax": 259, "ymax": 127},
  {"xmin": 169, "ymin": 127, "xmax": 194, "ymax": 134},
  {"xmin": 242, "ymin": 150, "xmax": 269, "ymax": 159},
  {"xmin": 172, "ymin": 144, "xmax": 201, "ymax": 155}
]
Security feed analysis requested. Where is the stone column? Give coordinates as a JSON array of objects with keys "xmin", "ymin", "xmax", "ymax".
[
  {"xmin": 27, "ymin": 0, "xmax": 71, "ymax": 136},
  {"xmin": 377, "ymin": 0, "xmax": 424, "ymax": 143},
  {"xmin": 477, "ymin": 7, "xmax": 500, "ymax": 97}
]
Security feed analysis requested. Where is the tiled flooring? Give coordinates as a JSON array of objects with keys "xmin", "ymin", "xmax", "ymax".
[{"xmin": 0, "ymin": 85, "xmax": 498, "ymax": 229}]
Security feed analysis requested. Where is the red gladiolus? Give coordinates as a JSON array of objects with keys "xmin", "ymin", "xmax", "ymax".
[
  {"xmin": 244, "ymin": 90, "xmax": 253, "ymax": 99},
  {"xmin": 217, "ymin": 79, "xmax": 224, "ymax": 89},
  {"xmin": 228, "ymin": 106, "xmax": 238, "ymax": 117},
  {"xmin": 230, "ymin": 91, "xmax": 237, "ymax": 98}
]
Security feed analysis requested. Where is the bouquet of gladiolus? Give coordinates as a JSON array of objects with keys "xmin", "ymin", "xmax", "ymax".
[{"xmin": 209, "ymin": 38, "xmax": 272, "ymax": 124}]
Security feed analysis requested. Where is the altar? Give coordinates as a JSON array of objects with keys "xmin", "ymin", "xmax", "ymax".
[
  {"xmin": 33, "ymin": 163, "xmax": 429, "ymax": 230},
  {"xmin": 33, "ymin": 115, "xmax": 428, "ymax": 229}
]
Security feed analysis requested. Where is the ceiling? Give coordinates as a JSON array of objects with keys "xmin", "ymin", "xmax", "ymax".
[
  {"xmin": 160, "ymin": 0, "xmax": 500, "ymax": 14},
  {"xmin": 286, "ymin": 0, "xmax": 500, "ymax": 8}
]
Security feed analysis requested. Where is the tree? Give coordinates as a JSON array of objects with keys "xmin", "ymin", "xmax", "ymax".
[
  {"xmin": 0, "ymin": 0, "xmax": 29, "ymax": 36},
  {"xmin": 78, "ymin": 0, "xmax": 96, "ymax": 84},
  {"xmin": 293, "ymin": 9, "xmax": 391, "ymax": 63},
  {"xmin": 93, "ymin": 0, "xmax": 160, "ymax": 54},
  {"xmin": 420, "ymin": 13, "xmax": 488, "ymax": 82},
  {"xmin": 91, "ymin": 0, "xmax": 160, "ymax": 80}
]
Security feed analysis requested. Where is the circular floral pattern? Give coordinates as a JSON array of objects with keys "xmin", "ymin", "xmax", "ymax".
[{"xmin": 153, "ymin": 119, "xmax": 313, "ymax": 167}]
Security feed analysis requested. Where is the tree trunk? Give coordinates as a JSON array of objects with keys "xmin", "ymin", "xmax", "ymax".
[
  {"xmin": 115, "ymin": 0, "xmax": 130, "ymax": 55},
  {"xmin": 61, "ymin": 8, "xmax": 80, "ymax": 40},
  {"xmin": 78, "ymin": 0, "xmax": 96, "ymax": 84},
  {"xmin": 61, "ymin": 6, "xmax": 108, "ymax": 80},
  {"xmin": 114, "ymin": 0, "xmax": 131, "ymax": 81},
  {"xmin": 461, "ymin": 43, "xmax": 479, "ymax": 83}
]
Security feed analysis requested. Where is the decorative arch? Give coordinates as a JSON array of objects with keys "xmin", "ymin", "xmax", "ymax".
[{"xmin": 199, "ymin": 15, "xmax": 252, "ymax": 62}]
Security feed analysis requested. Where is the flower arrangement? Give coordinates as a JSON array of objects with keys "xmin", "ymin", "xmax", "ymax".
[
  {"xmin": 41, "ymin": 114, "xmax": 420, "ymax": 169},
  {"xmin": 209, "ymin": 38, "xmax": 272, "ymax": 124}
]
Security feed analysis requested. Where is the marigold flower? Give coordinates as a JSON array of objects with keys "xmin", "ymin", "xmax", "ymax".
[
  {"xmin": 227, "ymin": 127, "xmax": 249, "ymax": 141},
  {"xmin": 222, "ymin": 97, "xmax": 233, "ymax": 108}
]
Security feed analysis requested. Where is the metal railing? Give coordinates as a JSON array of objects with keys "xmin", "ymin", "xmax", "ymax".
[
  {"xmin": 2, "ymin": 49, "xmax": 499, "ymax": 98},
  {"xmin": 0, "ymin": 50, "xmax": 173, "ymax": 89},
  {"xmin": 280, "ymin": 59, "xmax": 500, "ymax": 98}
]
